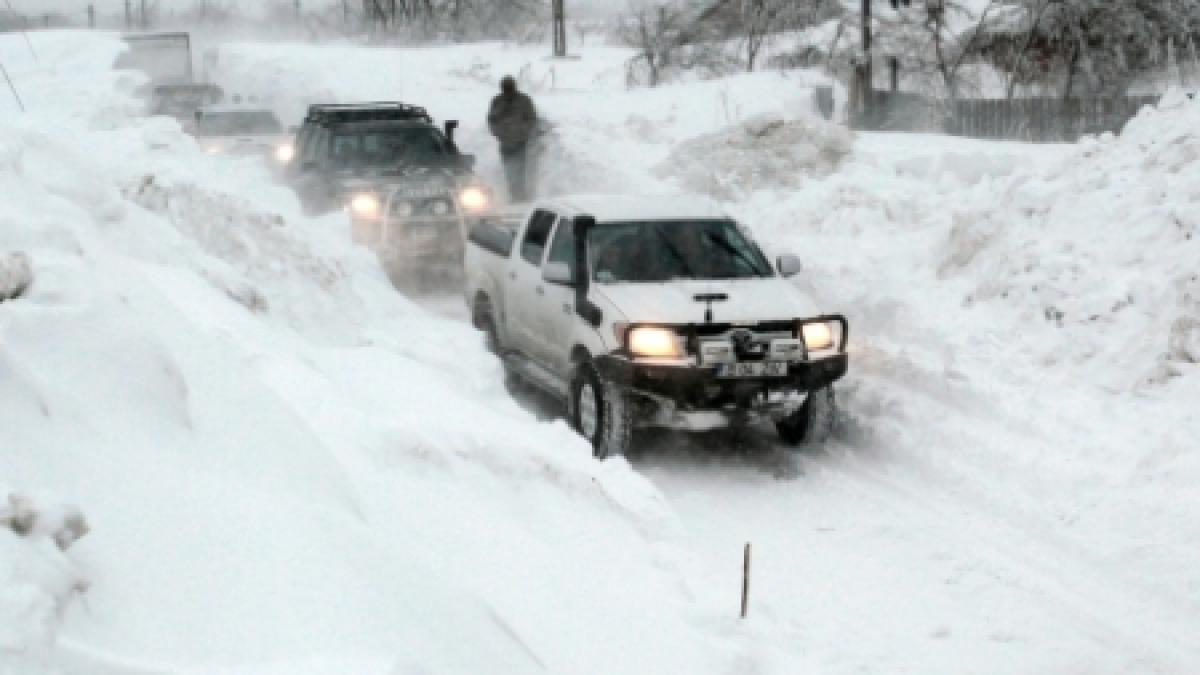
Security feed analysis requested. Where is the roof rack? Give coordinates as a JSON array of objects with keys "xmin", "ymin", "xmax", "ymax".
[{"xmin": 304, "ymin": 102, "xmax": 433, "ymax": 125}]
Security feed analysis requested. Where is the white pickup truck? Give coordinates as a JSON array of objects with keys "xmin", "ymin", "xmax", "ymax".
[{"xmin": 464, "ymin": 195, "xmax": 849, "ymax": 458}]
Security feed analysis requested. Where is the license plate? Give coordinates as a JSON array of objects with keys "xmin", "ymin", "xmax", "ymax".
[{"xmin": 716, "ymin": 361, "xmax": 789, "ymax": 378}]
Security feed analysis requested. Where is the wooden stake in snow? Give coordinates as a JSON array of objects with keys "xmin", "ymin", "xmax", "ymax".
[{"xmin": 741, "ymin": 542, "xmax": 751, "ymax": 619}]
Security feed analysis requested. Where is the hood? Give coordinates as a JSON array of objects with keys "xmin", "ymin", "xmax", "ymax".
[
  {"xmin": 334, "ymin": 166, "xmax": 464, "ymax": 194},
  {"xmin": 594, "ymin": 278, "xmax": 820, "ymax": 325}
]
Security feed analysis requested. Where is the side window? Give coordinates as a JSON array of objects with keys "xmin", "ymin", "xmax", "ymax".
[
  {"xmin": 520, "ymin": 210, "xmax": 556, "ymax": 266},
  {"xmin": 546, "ymin": 217, "xmax": 575, "ymax": 277}
]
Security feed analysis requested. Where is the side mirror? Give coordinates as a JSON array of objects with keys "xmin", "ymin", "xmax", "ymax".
[
  {"xmin": 300, "ymin": 160, "xmax": 318, "ymax": 172},
  {"xmin": 777, "ymin": 254, "xmax": 803, "ymax": 278},
  {"xmin": 543, "ymin": 261, "xmax": 574, "ymax": 286},
  {"xmin": 459, "ymin": 153, "xmax": 476, "ymax": 170},
  {"xmin": 444, "ymin": 120, "xmax": 459, "ymax": 140}
]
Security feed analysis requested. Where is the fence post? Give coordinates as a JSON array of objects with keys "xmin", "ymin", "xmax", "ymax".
[{"xmin": 88, "ymin": 5, "xmax": 95, "ymax": 28}]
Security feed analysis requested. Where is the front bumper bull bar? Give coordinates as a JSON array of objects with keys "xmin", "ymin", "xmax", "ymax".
[{"xmin": 594, "ymin": 353, "xmax": 849, "ymax": 430}]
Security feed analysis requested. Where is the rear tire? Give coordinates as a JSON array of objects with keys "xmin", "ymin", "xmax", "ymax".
[
  {"xmin": 776, "ymin": 386, "xmax": 835, "ymax": 449},
  {"xmin": 570, "ymin": 364, "xmax": 633, "ymax": 460}
]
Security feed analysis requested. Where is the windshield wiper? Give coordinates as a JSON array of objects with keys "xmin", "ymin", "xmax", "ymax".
[
  {"xmin": 656, "ymin": 227, "xmax": 694, "ymax": 278},
  {"xmin": 703, "ymin": 232, "xmax": 766, "ymax": 278}
]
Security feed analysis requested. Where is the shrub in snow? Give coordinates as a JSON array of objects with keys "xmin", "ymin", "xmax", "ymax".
[
  {"xmin": 0, "ymin": 491, "xmax": 89, "ymax": 666},
  {"xmin": 657, "ymin": 112, "xmax": 853, "ymax": 200},
  {"xmin": 0, "ymin": 252, "xmax": 32, "ymax": 302},
  {"xmin": 1, "ymin": 493, "xmax": 89, "ymax": 552}
]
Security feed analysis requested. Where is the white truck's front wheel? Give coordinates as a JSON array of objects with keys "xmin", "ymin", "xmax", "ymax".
[
  {"xmin": 570, "ymin": 365, "xmax": 633, "ymax": 460},
  {"xmin": 776, "ymin": 386, "xmax": 835, "ymax": 448}
]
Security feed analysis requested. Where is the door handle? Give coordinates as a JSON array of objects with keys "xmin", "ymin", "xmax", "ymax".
[
  {"xmin": 509, "ymin": 271, "xmax": 517, "ymax": 280},
  {"xmin": 535, "ymin": 286, "xmax": 544, "ymax": 296},
  {"xmin": 563, "ymin": 303, "xmax": 572, "ymax": 315}
]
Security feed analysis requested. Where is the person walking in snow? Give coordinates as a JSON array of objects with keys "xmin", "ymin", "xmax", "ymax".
[{"xmin": 487, "ymin": 75, "xmax": 538, "ymax": 202}]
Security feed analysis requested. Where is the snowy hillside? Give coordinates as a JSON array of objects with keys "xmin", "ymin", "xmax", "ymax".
[{"xmin": 2, "ymin": 28, "xmax": 1199, "ymax": 675}]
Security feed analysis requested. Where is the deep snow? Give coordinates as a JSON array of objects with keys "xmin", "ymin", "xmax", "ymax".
[{"xmin": 1, "ymin": 28, "xmax": 1198, "ymax": 675}]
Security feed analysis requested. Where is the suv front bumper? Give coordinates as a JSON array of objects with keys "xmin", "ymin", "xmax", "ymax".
[{"xmin": 595, "ymin": 354, "xmax": 849, "ymax": 431}]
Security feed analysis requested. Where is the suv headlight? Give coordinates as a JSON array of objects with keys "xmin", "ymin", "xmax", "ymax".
[
  {"xmin": 350, "ymin": 193, "xmax": 381, "ymax": 219},
  {"xmin": 275, "ymin": 144, "xmax": 295, "ymax": 163},
  {"xmin": 628, "ymin": 326, "xmax": 682, "ymax": 358},
  {"xmin": 458, "ymin": 186, "xmax": 489, "ymax": 213},
  {"xmin": 801, "ymin": 321, "xmax": 834, "ymax": 352}
]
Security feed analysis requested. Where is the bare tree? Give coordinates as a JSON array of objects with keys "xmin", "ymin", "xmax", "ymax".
[{"xmin": 616, "ymin": 3, "xmax": 689, "ymax": 87}]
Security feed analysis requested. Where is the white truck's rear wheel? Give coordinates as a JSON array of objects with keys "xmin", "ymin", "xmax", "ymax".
[
  {"xmin": 570, "ymin": 365, "xmax": 632, "ymax": 460},
  {"xmin": 776, "ymin": 386, "xmax": 835, "ymax": 448}
]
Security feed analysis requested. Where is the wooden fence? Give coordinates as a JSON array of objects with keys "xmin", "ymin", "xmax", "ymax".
[{"xmin": 852, "ymin": 92, "xmax": 1161, "ymax": 143}]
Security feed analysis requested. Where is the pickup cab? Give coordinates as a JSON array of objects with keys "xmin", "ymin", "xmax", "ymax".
[{"xmin": 465, "ymin": 195, "xmax": 849, "ymax": 458}]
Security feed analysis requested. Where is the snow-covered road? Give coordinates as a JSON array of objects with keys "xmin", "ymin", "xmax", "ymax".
[{"xmin": 3, "ymin": 32, "xmax": 1197, "ymax": 675}]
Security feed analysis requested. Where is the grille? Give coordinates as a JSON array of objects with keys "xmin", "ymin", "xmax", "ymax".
[{"xmin": 390, "ymin": 197, "xmax": 456, "ymax": 218}]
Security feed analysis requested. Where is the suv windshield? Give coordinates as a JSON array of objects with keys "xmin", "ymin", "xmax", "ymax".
[
  {"xmin": 329, "ymin": 125, "xmax": 451, "ymax": 168},
  {"xmin": 197, "ymin": 111, "xmax": 283, "ymax": 136},
  {"xmin": 589, "ymin": 220, "xmax": 773, "ymax": 283}
]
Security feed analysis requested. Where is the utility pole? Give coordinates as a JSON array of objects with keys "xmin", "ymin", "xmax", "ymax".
[
  {"xmin": 552, "ymin": 0, "xmax": 567, "ymax": 58},
  {"xmin": 861, "ymin": 0, "xmax": 873, "ymax": 116}
]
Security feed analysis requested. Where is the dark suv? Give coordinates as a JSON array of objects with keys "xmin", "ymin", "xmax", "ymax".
[{"xmin": 286, "ymin": 102, "xmax": 493, "ymax": 286}]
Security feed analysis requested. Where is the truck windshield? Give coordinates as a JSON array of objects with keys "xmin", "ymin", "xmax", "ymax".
[
  {"xmin": 589, "ymin": 220, "xmax": 773, "ymax": 283},
  {"xmin": 329, "ymin": 126, "xmax": 451, "ymax": 167},
  {"xmin": 197, "ymin": 111, "xmax": 283, "ymax": 136}
]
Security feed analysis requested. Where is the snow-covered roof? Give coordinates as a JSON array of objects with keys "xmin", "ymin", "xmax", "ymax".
[{"xmin": 546, "ymin": 194, "xmax": 729, "ymax": 223}]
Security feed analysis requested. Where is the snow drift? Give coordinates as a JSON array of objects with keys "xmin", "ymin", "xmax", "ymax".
[{"xmin": 658, "ymin": 112, "xmax": 854, "ymax": 200}]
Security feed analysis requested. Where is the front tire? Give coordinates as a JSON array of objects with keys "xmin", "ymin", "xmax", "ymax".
[
  {"xmin": 570, "ymin": 364, "xmax": 633, "ymax": 460},
  {"xmin": 776, "ymin": 386, "xmax": 835, "ymax": 448}
]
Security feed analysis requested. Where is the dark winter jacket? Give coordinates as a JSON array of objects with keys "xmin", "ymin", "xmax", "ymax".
[{"xmin": 487, "ymin": 91, "xmax": 537, "ymax": 153}]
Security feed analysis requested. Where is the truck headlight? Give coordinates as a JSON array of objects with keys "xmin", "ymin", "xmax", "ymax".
[
  {"xmin": 458, "ymin": 186, "xmax": 489, "ymax": 213},
  {"xmin": 275, "ymin": 144, "xmax": 295, "ymax": 163},
  {"xmin": 350, "ymin": 193, "xmax": 381, "ymax": 219},
  {"xmin": 801, "ymin": 322, "xmax": 834, "ymax": 351},
  {"xmin": 628, "ymin": 326, "xmax": 682, "ymax": 358}
]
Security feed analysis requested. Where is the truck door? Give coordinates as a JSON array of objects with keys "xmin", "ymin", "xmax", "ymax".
[
  {"xmin": 536, "ymin": 217, "xmax": 582, "ymax": 377},
  {"xmin": 503, "ymin": 209, "xmax": 556, "ymax": 359}
]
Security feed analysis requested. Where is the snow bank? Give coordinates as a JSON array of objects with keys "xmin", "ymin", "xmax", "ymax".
[
  {"xmin": 657, "ymin": 112, "xmax": 854, "ymax": 200},
  {"xmin": 930, "ymin": 90, "xmax": 1200, "ymax": 388},
  {"xmin": 0, "ymin": 32, "xmax": 742, "ymax": 674}
]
